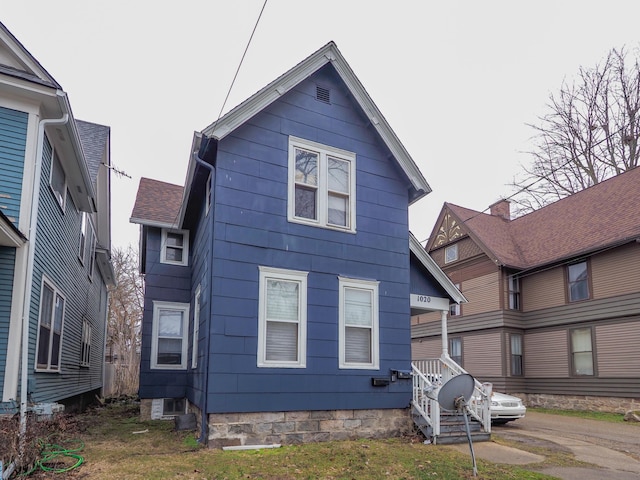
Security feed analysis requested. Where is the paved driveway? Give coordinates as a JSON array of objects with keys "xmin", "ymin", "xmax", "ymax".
[{"xmin": 495, "ymin": 410, "xmax": 640, "ymax": 479}]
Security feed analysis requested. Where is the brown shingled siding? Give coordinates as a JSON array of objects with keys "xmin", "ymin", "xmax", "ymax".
[
  {"xmin": 411, "ymin": 338, "xmax": 441, "ymax": 360},
  {"xmin": 596, "ymin": 321, "xmax": 640, "ymax": 377},
  {"xmin": 463, "ymin": 332, "xmax": 502, "ymax": 377},
  {"xmin": 521, "ymin": 267, "xmax": 565, "ymax": 312},
  {"xmin": 591, "ymin": 243, "xmax": 640, "ymax": 299},
  {"xmin": 524, "ymin": 330, "xmax": 568, "ymax": 377}
]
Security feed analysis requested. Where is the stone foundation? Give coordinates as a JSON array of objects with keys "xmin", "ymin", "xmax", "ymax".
[
  {"xmin": 518, "ymin": 393, "xmax": 640, "ymax": 414},
  {"xmin": 207, "ymin": 408, "xmax": 412, "ymax": 449}
]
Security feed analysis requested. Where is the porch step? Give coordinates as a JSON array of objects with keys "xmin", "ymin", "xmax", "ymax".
[{"xmin": 412, "ymin": 407, "xmax": 491, "ymax": 445}]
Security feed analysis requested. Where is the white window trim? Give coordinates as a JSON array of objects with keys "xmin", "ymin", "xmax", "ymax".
[
  {"xmin": 444, "ymin": 244, "xmax": 458, "ymax": 264},
  {"xmin": 160, "ymin": 229, "xmax": 190, "ymax": 266},
  {"xmin": 49, "ymin": 148, "xmax": 67, "ymax": 211},
  {"xmin": 192, "ymin": 285, "xmax": 201, "ymax": 369},
  {"xmin": 35, "ymin": 275, "xmax": 66, "ymax": 373},
  {"xmin": 257, "ymin": 266, "xmax": 308, "ymax": 368},
  {"xmin": 80, "ymin": 319, "xmax": 91, "ymax": 367},
  {"xmin": 151, "ymin": 301, "xmax": 190, "ymax": 370},
  {"xmin": 287, "ymin": 136, "xmax": 356, "ymax": 233},
  {"xmin": 338, "ymin": 276, "xmax": 379, "ymax": 370}
]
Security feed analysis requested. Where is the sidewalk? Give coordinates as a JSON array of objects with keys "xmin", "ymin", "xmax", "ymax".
[{"xmin": 447, "ymin": 432, "xmax": 640, "ymax": 480}]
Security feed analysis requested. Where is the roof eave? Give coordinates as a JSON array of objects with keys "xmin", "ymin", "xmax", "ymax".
[{"xmin": 410, "ymin": 232, "xmax": 468, "ymax": 304}]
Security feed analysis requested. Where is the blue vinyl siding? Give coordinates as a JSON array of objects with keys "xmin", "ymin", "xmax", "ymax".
[
  {"xmin": 27, "ymin": 135, "xmax": 107, "ymax": 404},
  {"xmin": 0, "ymin": 246, "xmax": 16, "ymax": 400},
  {"xmin": 0, "ymin": 106, "xmax": 28, "ymax": 225},
  {"xmin": 138, "ymin": 227, "xmax": 192, "ymax": 399},
  {"xmin": 204, "ymin": 67, "xmax": 413, "ymax": 413}
]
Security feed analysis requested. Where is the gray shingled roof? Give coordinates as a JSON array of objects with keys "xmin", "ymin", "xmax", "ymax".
[
  {"xmin": 130, "ymin": 177, "xmax": 184, "ymax": 227},
  {"xmin": 76, "ymin": 120, "xmax": 110, "ymax": 184}
]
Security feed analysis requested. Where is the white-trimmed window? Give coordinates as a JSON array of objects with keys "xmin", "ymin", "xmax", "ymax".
[
  {"xmin": 258, "ymin": 266, "xmax": 308, "ymax": 368},
  {"xmin": 78, "ymin": 213, "xmax": 87, "ymax": 263},
  {"xmin": 192, "ymin": 285, "xmax": 201, "ymax": 369},
  {"xmin": 80, "ymin": 319, "xmax": 91, "ymax": 367},
  {"xmin": 339, "ymin": 277, "xmax": 379, "ymax": 370},
  {"xmin": 50, "ymin": 149, "xmax": 66, "ymax": 210},
  {"xmin": 151, "ymin": 301, "xmax": 190, "ymax": 369},
  {"xmin": 161, "ymin": 229, "xmax": 189, "ymax": 266},
  {"xmin": 445, "ymin": 244, "xmax": 458, "ymax": 263},
  {"xmin": 36, "ymin": 277, "xmax": 66, "ymax": 372},
  {"xmin": 288, "ymin": 136, "xmax": 356, "ymax": 232}
]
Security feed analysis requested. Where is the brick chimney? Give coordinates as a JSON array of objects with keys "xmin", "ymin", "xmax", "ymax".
[{"xmin": 489, "ymin": 199, "xmax": 511, "ymax": 220}]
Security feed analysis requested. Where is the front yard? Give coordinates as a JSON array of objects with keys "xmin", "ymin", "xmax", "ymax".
[{"xmin": 3, "ymin": 400, "xmax": 563, "ymax": 479}]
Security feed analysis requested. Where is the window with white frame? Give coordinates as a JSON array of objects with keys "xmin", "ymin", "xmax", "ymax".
[
  {"xmin": 339, "ymin": 277, "xmax": 379, "ymax": 369},
  {"xmin": 258, "ymin": 266, "xmax": 308, "ymax": 368},
  {"xmin": 36, "ymin": 277, "xmax": 65, "ymax": 372},
  {"xmin": 78, "ymin": 213, "xmax": 87, "ymax": 263},
  {"xmin": 50, "ymin": 149, "xmax": 66, "ymax": 210},
  {"xmin": 288, "ymin": 137, "xmax": 356, "ymax": 232},
  {"xmin": 151, "ymin": 301, "xmax": 190, "ymax": 369},
  {"xmin": 161, "ymin": 229, "xmax": 189, "ymax": 266},
  {"xmin": 192, "ymin": 285, "xmax": 201, "ymax": 369},
  {"xmin": 444, "ymin": 244, "xmax": 458, "ymax": 263},
  {"xmin": 570, "ymin": 327, "xmax": 594, "ymax": 376},
  {"xmin": 81, "ymin": 319, "xmax": 91, "ymax": 367}
]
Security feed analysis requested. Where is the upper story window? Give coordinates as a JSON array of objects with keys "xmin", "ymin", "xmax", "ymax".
[
  {"xmin": 161, "ymin": 229, "xmax": 189, "ymax": 266},
  {"xmin": 339, "ymin": 277, "xmax": 379, "ymax": 370},
  {"xmin": 80, "ymin": 319, "xmax": 92, "ymax": 367},
  {"xmin": 50, "ymin": 149, "xmax": 67, "ymax": 211},
  {"xmin": 151, "ymin": 301, "xmax": 190, "ymax": 369},
  {"xmin": 288, "ymin": 137, "xmax": 356, "ymax": 232},
  {"xmin": 444, "ymin": 244, "xmax": 458, "ymax": 263},
  {"xmin": 36, "ymin": 277, "xmax": 65, "ymax": 372},
  {"xmin": 508, "ymin": 275, "xmax": 521, "ymax": 310},
  {"xmin": 258, "ymin": 266, "xmax": 308, "ymax": 368},
  {"xmin": 567, "ymin": 261, "xmax": 590, "ymax": 302}
]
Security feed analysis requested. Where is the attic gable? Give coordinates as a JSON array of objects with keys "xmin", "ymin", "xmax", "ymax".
[
  {"xmin": 198, "ymin": 41, "xmax": 430, "ymax": 205},
  {"xmin": 0, "ymin": 21, "xmax": 59, "ymax": 89}
]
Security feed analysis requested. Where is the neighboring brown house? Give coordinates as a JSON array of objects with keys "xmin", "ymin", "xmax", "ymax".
[{"xmin": 412, "ymin": 166, "xmax": 640, "ymax": 413}]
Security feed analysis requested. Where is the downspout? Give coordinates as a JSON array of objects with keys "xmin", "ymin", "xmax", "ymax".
[
  {"xmin": 20, "ymin": 112, "xmax": 70, "ymax": 435},
  {"xmin": 194, "ymin": 143, "xmax": 215, "ymax": 444}
]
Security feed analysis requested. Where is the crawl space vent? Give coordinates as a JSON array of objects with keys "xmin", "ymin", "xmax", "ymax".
[{"xmin": 316, "ymin": 85, "xmax": 331, "ymax": 104}]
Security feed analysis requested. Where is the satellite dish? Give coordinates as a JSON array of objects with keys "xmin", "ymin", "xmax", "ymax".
[
  {"xmin": 437, "ymin": 373, "xmax": 475, "ymax": 411},
  {"xmin": 437, "ymin": 373, "xmax": 478, "ymax": 477}
]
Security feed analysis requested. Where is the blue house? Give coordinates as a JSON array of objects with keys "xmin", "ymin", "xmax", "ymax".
[
  {"xmin": 0, "ymin": 22, "xmax": 115, "ymax": 417},
  {"xmin": 131, "ymin": 42, "xmax": 463, "ymax": 448}
]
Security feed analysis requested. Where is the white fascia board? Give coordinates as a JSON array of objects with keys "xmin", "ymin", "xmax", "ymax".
[
  {"xmin": 0, "ymin": 216, "xmax": 27, "ymax": 247},
  {"xmin": 410, "ymin": 232, "xmax": 467, "ymax": 304},
  {"xmin": 200, "ymin": 42, "xmax": 431, "ymax": 200},
  {"xmin": 128, "ymin": 217, "xmax": 179, "ymax": 230}
]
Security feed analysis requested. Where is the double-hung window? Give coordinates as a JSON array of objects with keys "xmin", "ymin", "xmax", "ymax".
[
  {"xmin": 570, "ymin": 327, "xmax": 594, "ymax": 376},
  {"xmin": 258, "ymin": 267, "xmax": 308, "ymax": 368},
  {"xmin": 288, "ymin": 137, "xmax": 356, "ymax": 232},
  {"xmin": 50, "ymin": 149, "xmax": 66, "ymax": 210},
  {"xmin": 510, "ymin": 333, "xmax": 523, "ymax": 376},
  {"xmin": 449, "ymin": 337, "xmax": 462, "ymax": 366},
  {"xmin": 36, "ymin": 277, "xmax": 65, "ymax": 372},
  {"xmin": 339, "ymin": 277, "xmax": 379, "ymax": 369},
  {"xmin": 567, "ymin": 261, "xmax": 590, "ymax": 302},
  {"xmin": 81, "ymin": 320, "xmax": 92, "ymax": 367},
  {"xmin": 161, "ymin": 229, "xmax": 189, "ymax": 266},
  {"xmin": 151, "ymin": 301, "xmax": 190, "ymax": 369},
  {"xmin": 508, "ymin": 275, "xmax": 521, "ymax": 310}
]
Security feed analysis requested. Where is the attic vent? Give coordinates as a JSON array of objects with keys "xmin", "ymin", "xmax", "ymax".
[{"xmin": 316, "ymin": 85, "xmax": 331, "ymax": 104}]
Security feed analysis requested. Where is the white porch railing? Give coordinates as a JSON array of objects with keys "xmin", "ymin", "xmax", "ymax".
[{"xmin": 411, "ymin": 357, "xmax": 492, "ymax": 440}]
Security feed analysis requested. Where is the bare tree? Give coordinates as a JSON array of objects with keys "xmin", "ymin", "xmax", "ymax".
[
  {"xmin": 510, "ymin": 47, "xmax": 640, "ymax": 215},
  {"xmin": 106, "ymin": 246, "xmax": 143, "ymax": 396}
]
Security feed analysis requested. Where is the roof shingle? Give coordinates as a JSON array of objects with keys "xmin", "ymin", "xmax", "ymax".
[{"xmin": 130, "ymin": 178, "xmax": 184, "ymax": 227}]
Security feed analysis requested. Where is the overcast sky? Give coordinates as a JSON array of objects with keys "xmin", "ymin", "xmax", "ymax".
[{"xmin": 4, "ymin": 1, "xmax": 640, "ymax": 248}]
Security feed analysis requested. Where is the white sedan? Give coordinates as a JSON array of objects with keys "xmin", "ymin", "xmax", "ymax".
[{"xmin": 489, "ymin": 391, "xmax": 526, "ymax": 424}]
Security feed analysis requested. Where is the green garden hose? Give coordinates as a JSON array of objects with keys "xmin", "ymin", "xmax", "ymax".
[{"xmin": 22, "ymin": 438, "xmax": 85, "ymax": 475}]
